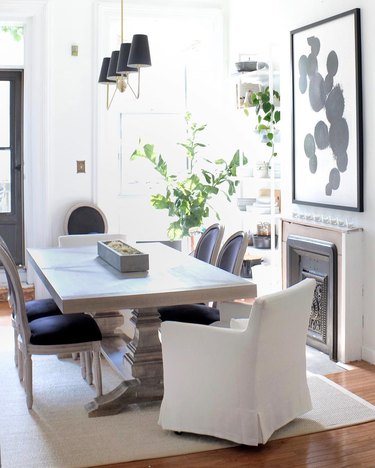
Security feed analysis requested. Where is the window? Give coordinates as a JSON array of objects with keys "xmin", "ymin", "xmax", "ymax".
[
  {"xmin": 0, "ymin": 24, "xmax": 24, "ymax": 67},
  {"xmin": 0, "ymin": 24, "xmax": 24, "ymax": 214},
  {"xmin": 115, "ymin": 8, "xmax": 224, "ymax": 196}
]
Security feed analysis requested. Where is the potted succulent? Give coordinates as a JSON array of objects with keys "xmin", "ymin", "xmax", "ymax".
[
  {"xmin": 244, "ymin": 86, "xmax": 280, "ymax": 177},
  {"xmin": 131, "ymin": 112, "xmax": 247, "ymax": 240}
]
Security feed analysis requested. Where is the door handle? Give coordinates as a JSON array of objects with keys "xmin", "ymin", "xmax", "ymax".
[{"xmin": 15, "ymin": 164, "xmax": 22, "ymax": 171}]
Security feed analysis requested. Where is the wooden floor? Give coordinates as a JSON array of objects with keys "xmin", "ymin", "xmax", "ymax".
[
  {"xmin": 2, "ymin": 303, "xmax": 375, "ymax": 467},
  {"xmin": 95, "ymin": 361, "xmax": 375, "ymax": 468}
]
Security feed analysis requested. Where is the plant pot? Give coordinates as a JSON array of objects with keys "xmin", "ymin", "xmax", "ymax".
[
  {"xmin": 255, "ymin": 162, "xmax": 270, "ymax": 178},
  {"xmin": 252, "ymin": 234, "xmax": 278, "ymax": 249}
]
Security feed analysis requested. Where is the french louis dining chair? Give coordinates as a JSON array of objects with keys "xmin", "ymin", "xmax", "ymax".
[
  {"xmin": 64, "ymin": 202, "xmax": 108, "ymax": 235},
  {"xmin": 57, "ymin": 232, "xmax": 127, "ymax": 380},
  {"xmin": 0, "ymin": 236, "xmax": 62, "ymax": 372},
  {"xmin": 0, "ymin": 241, "xmax": 103, "ymax": 409},
  {"xmin": 58, "ymin": 232, "xmax": 127, "ymax": 247},
  {"xmin": 192, "ymin": 223, "xmax": 224, "ymax": 265},
  {"xmin": 158, "ymin": 230, "xmax": 248, "ymax": 325}
]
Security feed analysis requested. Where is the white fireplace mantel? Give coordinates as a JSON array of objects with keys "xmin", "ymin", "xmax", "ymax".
[{"xmin": 281, "ymin": 217, "xmax": 363, "ymax": 364}]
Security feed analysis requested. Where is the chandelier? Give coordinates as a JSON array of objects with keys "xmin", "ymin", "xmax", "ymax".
[{"xmin": 98, "ymin": 0, "xmax": 151, "ymax": 109}]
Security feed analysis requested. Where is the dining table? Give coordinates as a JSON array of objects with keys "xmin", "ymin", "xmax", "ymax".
[{"xmin": 27, "ymin": 242, "xmax": 257, "ymax": 417}]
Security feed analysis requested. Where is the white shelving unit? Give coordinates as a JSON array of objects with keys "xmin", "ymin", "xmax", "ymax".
[
  {"xmin": 234, "ymin": 69, "xmax": 280, "ymax": 109},
  {"xmin": 234, "ymin": 62, "xmax": 281, "ymax": 293}
]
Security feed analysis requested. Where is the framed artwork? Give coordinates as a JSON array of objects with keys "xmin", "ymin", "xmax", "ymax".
[{"xmin": 291, "ymin": 9, "xmax": 363, "ymax": 211}]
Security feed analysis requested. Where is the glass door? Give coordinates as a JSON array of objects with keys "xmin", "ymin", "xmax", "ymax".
[{"xmin": 0, "ymin": 70, "xmax": 24, "ymax": 265}]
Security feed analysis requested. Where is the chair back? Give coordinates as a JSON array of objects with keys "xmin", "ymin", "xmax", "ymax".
[
  {"xmin": 64, "ymin": 203, "xmax": 108, "ymax": 235},
  {"xmin": 216, "ymin": 230, "xmax": 248, "ymax": 275},
  {"xmin": 0, "ymin": 234, "xmax": 13, "ymax": 258},
  {"xmin": 58, "ymin": 233, "xmax": 127, "ymax": 247},
  {"xmin": 194, "ymin": 224, "xmax": 224, "ymax": 265},
  {"xmin": 245, "ymin": 278, "xmax": 316, "ymax": 388},
  {"xmin": 0, "ymin": 241, "xmax": 30, "ymax": 344},
  {"xmin": 0, "ymin": 235, "xmax": 16, "ymax": 309}
]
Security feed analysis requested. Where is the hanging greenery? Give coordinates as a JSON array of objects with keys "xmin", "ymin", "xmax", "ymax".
[
  {"xmin": 244, "ymin": 86, "xmax": 281, "ymax": 166},
  {"xmin": 1, "ymin": 26, "xmax": 24, "ymax": 42}
]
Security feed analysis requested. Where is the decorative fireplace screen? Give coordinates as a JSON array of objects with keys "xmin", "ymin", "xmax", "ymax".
[{"xmin": 287, "ymin": 235, "xmax": 338, "ymax": 361}]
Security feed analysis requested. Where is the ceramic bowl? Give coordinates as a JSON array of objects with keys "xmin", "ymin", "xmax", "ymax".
[{"xmin": 235, "ymin": 61, "xmax": 268, "ymax": 72}]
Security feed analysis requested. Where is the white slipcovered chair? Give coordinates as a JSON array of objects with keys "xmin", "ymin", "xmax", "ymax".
[{"xmin": 158, "ymin": 278, "xmax": 316, "ymax": 446}]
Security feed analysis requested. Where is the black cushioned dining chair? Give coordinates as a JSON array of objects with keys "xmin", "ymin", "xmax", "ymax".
[
  {"xmin": 58, "ymin": 232, "xmax": 127, "ymax": 377},
  {"xmin": 0, "ymin": 241, "xmax": 103, "ymax": 409},
  {"xmin": 64, "ymin": 202, "xmax": 108, "ymax": 235},
  {"xmin": 159, "ymin": 231, "xmax": 248, "ymax": 325},
  {"xmin": 192, "ymin": 223, "xmax": 224, "ymax": 265},
  {"xmin": 0, "ymin": 236, "xmax": 62, "ymax": 370}
]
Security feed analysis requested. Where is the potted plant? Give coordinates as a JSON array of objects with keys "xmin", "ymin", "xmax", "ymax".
[
  {"xmin": 131, "ymin": 112, "xmax": 247, "ymax": 240},
  {"xmin": 244, "ymin": 86, "xmax": 280, "ymax": 177}
]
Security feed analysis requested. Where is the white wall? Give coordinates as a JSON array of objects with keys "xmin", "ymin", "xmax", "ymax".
[
  {"xmin": 228, "ymin": 0, "xmax": 374, "ymax": 362},
  {"xmin": 47, "ymin": 0, "xmax": 95, "ymax": 241},
  {"xmin": 4, "ymin": 0, "xmax": 375, "ymax": 361}
]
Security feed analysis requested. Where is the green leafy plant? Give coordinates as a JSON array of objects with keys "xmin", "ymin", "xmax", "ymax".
[
  {"xmin": 1, "ymin": 26, "xmax": 24, "ymax": 42},
  {"xmin": 131, "ymin": 112, "xmax": 247, "ymax": 240},
  {"xmin": 244, "ymin": 86, "xmax": 280, "ymax": 166}
]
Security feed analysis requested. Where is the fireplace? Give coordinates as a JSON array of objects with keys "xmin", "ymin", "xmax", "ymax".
[
  {"xmin": 281, "ymin": 218, "xmax": 363, "ymax": 363},
  {"xmin": 287, "ymin": 235, "xmax": 338, "ymax": 361}
]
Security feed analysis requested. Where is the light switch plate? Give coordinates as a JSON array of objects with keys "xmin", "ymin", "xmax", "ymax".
[{"xmin": 76, "ymin": 160, "xmax": 85, "ymax": 173}]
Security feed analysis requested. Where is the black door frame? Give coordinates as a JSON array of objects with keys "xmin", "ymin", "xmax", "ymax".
[{"xmin": 0, "ymin": 70, "xmax": 24, "ymax": 265}]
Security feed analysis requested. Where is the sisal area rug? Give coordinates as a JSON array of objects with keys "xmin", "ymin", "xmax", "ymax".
[{"xmin": 1, "ymin": 326, "xmax": 375, "ymax": 468}]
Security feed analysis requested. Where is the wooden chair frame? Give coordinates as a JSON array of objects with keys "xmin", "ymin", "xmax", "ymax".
[{"xmin": 0, "ymin": 243, "xmax": 103, "ymax": 409}]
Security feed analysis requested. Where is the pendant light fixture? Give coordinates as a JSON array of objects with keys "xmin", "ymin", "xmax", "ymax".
[{"xmin": 98, "ymin": 0, "xmax": 151, "ymax": 110}]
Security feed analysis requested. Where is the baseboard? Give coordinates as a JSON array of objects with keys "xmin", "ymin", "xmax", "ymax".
[
  {"xmin": 0, "ymin": 285, "xmax": 35, "ymax": 302},
  {"xmin": 362, "ymin": 346, "xmax": 375, "ymax": 365},
  {"xmin": 0, "ymin": 267, "xmax": 32, "ymax": 302}
]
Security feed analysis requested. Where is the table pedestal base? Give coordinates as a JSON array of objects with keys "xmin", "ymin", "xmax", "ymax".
[
  {"xmin": 85, "ymin": 378, "xmax": 163, "ymax": 417},
  {"xmin": 87, "ymin": 306, "xmax": 163, "ymax": 417}
]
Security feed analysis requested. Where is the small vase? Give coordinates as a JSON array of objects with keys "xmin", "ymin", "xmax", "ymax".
[{"xmin": 255, "ymin": 162, "xmax": 269, "ymax": 178}]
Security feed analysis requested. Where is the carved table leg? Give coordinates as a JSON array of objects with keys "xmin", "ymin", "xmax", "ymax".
[
  {"xmin": 126, "ymin": 307, "xmax": 163, "ymax": 379},
  {"xmin": 86, "ymin": 307, "xmax": 163, "ymax": 417},
  {"xmin": 91, "ymin": 311, "xmax": 125, "ymax": 337}
]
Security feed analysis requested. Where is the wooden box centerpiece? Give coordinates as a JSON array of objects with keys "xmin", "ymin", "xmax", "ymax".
[{"xmin": 97, "ymin": 240, "xmax": 149, "ymax": 272}]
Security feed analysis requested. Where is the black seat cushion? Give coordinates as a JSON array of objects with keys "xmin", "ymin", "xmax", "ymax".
[
  {"xmin": 26, "ymin": 298, "xmax": 62, "ymax": 322},
  {"xmin": 159, "ymin": 304, "xmax": 219, "ymax": 325},
  {"xmin": 29, "ymin": 313, "xmax": 102, "ymax": 346}
]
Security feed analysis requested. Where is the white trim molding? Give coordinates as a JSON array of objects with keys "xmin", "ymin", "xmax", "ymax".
[{"xmin": 0, "ymin": 1, "xmax": 50, "ymax": 286}]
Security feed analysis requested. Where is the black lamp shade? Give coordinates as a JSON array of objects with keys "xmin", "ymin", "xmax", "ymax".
[
  {"xmin": 117, "ymin": 43, "xmax": 137, "ymax": 74},
  {"xmin": 98, "ymin": 57, "xmax": 113, "ymax": 84},
  {"xmin": 107, "ymin": 50, "xmax": 120, "ymax": 81},
  {"xmin": 128, "ymin": 34, "xmax": 151, "ymax": 68}
]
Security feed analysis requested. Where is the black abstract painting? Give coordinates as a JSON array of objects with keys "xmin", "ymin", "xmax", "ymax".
[{"xmin": 291, "ymin": 9, "xmax": 363, "ymax": 211}]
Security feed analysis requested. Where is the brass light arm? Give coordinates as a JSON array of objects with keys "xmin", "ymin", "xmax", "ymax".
[
  {"xmin": 106, "ymin": 84, "xmax": 118, "ymax": 110},
  {"xmin": 127, "ymin": 66, "xmax": 141, "ymax": 99}
]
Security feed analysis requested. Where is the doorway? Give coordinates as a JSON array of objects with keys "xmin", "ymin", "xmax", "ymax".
[{"xmin": 0, "ymin": 70, "xmax": 24, "ymax": 265}]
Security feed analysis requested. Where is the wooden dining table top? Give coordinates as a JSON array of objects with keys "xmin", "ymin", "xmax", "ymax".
[{"xmin": 28, "ymin": 242, "xmax": 257, "ymax": 314}]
